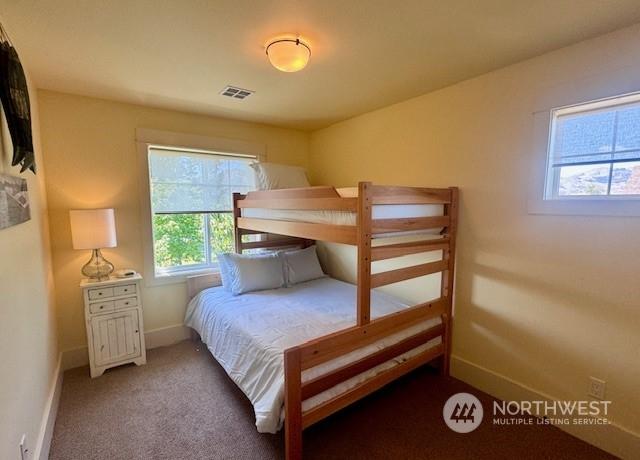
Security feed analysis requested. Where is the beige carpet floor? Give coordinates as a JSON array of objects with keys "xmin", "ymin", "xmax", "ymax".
[{"xmin": 49, "ymin": 341, "xmax": 613, "ymax": 460}]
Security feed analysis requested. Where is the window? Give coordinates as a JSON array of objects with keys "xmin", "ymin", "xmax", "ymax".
[
  {"xmin": 147, "ymin": 146, "xmax": 256, "ymax": 276},
  {"xmin": 545, "ymin": 93, "xmax": 640, "ymax": 199}
]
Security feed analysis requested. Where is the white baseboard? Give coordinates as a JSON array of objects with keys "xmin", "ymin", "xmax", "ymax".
[
  {"xmin": 61, "ymin": 323, "xmax": 191, "ymax": 371},
  {"xmin": 451, "ymin": 355, "xmax": 640, "ymax": 459},
  {"xmin": 144, "ymin": 323, "xmax": 191, "ymax": 349},
  {"xmin": 61, "ymin": 346, "xmax": 89, "ymax": 371},
  {"xmin": 33, "ymin": 354, "xmax": 63, "ymax": 460}
]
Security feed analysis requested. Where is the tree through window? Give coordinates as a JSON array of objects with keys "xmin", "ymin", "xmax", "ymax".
[{"xmin": 147, "ymin": 147, "xmax": 256, "ymax": 276}]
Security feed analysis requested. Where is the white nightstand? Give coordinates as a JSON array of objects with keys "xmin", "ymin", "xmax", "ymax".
[{"xmin": 81, "ymin": 274, "xmax": 147, "ymax": 378}]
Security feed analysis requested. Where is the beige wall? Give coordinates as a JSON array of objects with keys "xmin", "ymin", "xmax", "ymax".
[
  {"xmin": 31, "ymin": 21, "xmax": 640, "ymax": 456},
  {"xmin": 38, "ymin": 90, "xmax": 309, "ymax": 353},
  {"xmin": 310, "ymin": 24, "xmax": 640, "ymax": 439},
  {"xmin": 0, "ymin": 78, "xmax": 58, "ymax": 455}
]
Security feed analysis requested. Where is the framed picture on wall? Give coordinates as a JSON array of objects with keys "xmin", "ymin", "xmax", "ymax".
[{"xmin": 0, "ymin": 173, "xmax": 30, "ymax": 229}]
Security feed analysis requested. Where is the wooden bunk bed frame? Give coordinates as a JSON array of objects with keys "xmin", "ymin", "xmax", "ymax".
[{"xmin": 230, "ymin": 182, "xmax": 458, "ymax": 460}]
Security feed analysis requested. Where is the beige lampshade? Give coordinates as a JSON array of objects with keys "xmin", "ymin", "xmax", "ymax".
[{"xmin": 69, "ymin": 209, "xmax": 117, "ymax": 250}]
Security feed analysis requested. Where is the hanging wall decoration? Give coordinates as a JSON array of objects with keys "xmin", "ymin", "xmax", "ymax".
[
  {"xmin": 0, "ymin": 172, "xmax": 30, "ymax": 229},
  {"xmin": 0, "ymin": 22, "xmax": 35, "ymax": 173}
]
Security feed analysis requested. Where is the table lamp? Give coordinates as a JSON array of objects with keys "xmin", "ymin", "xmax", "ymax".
[{"xmin": 69, "ymin": 208, "xmax": 117, "ymax": 281}]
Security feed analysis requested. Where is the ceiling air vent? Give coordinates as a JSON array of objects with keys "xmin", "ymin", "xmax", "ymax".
[{"xmin": 220, "ymin": 85, "xmax": 254, "ymax": 100}]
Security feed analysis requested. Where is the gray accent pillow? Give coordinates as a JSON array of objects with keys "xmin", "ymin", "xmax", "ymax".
[
  {"xmin": 218, "ymin": 252, "xmax": 286, "ymax": 295},
  {"xmin": 283, "ymin": 246, "xmax": 326, "ymax": 285}
]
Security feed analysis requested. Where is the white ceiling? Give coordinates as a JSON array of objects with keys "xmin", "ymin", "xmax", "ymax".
[{"xmin": 2, "ymin": 0, "xmax": 640, "ymax": 131}]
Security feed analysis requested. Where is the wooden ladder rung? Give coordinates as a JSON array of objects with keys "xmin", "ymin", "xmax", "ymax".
[
  {"xmin": 371, "ymin": 237, "xmax": 450, "ymax": 261},
  {"xmin": 372, "ymin": 216, "xmax": 449, "ymax": 233},
  {"xmin": 371, "ymin": 260, "xmax": 448, "ymax": 288}
]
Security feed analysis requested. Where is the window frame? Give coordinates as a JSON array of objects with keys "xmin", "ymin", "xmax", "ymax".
[
  {"xmin": 136, "ymin": 129, "xmax": 265, "ymax": 286},
  {"xmin": 543, "ymin": 93, "xmax": 640, "ymax": 201},
  {"xmin": 148, "ymin": 150, "xmax": 256, "ymax": 278},
  {"xmin": 527, "ymin": 66, "xmax": 640, "ymax": 217}
]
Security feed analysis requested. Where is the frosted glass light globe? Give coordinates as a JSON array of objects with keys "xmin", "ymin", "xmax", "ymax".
[{"xmin": 266, "ymin": 38, "xmax": 311, "ymax": 72}]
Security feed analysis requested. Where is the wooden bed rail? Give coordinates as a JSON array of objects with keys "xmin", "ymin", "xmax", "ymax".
[
  {"xmin": 231, "ymin": 182, "xmax": 459, "ymax": 460},
  {"xmin": 284, "ymin": 319, "xmax": 447, "ymax": 459},
  {"xmin": 301, "ymin": 343, "xmax": 445, "ymax": 429},
  {"xmin": 237, "ymin": 217, "xmax": 357, "ymax": 245},
  {"xmin": 299, "ymin": 297, "xmax": 447, "ymax": 369},
  {"xmin": 233, "ymin": 193, "xmax": 312, "ymax": 252},
  {"xmin": 233, "ymin": 183, "xmax": 455, "ymax": 248},
  {"xmin": 300, "ymin": 324, "xmax": 445, "ymax": 400},
  {"xmin": 369, "ymin": 185, "xmax": 452, "ymax": 205}
]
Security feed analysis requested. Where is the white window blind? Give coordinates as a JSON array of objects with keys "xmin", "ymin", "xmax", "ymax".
[{"xmin": 148, "ymin": 147, "xmax": 256, "ymax": 214}]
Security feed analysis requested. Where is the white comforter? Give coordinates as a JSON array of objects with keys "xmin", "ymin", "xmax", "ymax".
[{"xmin": 184, "ymin": 277, "xmax": 441, "ymax": 433}]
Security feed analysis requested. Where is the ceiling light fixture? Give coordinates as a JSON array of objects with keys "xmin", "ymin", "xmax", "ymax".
[{"xmin": 265, "ymin": 36, "xmax": 311, "ymax": 72}]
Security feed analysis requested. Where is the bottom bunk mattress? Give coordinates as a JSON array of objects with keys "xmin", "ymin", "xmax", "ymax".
[{"xmin": 184, "ymin": 277, "xmax": 442, "ymax": 433}]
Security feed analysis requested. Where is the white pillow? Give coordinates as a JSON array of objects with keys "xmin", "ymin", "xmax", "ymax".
[
  {"xmin": 217, "ymin": 253, "xmax": 234, "ymax": 292},
  {"xmin": 250, "ymin": 162, "xmax": 310, "ymax": 190},
  {"xmin": 218, "ymin": 252, "xmax": 286, "ymax": 295},
  {"xmin": 283, "ymin": 246, "xmax": 325, "ymax": 285}
]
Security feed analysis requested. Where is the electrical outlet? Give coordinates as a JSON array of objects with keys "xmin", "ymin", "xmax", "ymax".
[
  {"xmin": 589, "ymin": 377, "xmax": 606, "ymax": 400},
  {"xmin": 19, "ymin": 434, "xmax": 29, "ymax": 460}
]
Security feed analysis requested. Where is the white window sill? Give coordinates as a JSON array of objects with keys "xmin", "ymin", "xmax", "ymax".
[
  {"xmin": 144, "ymin": 267, "xmax": 221, "ymax": 288},
  {"xmin": 528, "ymin": 197, "xmax": 640, "ymax": 217}
]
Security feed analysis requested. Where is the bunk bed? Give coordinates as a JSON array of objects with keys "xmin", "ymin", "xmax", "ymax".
[{"xmin": 186, "ymin": 182, "xmax": 458, "ymax": 460}]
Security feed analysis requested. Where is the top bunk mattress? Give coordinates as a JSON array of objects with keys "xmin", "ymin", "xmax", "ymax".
[{"xmin": 241, "ymin": 186, "xmax": 444, "ymax": 232}]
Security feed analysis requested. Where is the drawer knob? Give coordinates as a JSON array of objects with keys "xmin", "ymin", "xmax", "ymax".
[
  {"xmin": 98, "ymin": 293, "xmax": 102, "ymax": 296},
  {"xmin": 100, "ymin": 306, "xmax": 104, "ymax": 309}
]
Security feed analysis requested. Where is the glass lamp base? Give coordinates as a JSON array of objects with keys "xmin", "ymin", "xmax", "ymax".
[{"xmin": 82, "ymin": 248, "xmax": 114, "ymax": 281}]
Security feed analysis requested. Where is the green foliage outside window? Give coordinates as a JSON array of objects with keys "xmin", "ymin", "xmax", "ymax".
[
  {"xmin": 209, "ymin": 213, "xmax": 235, "ymax": 254},
  {"xmin": 152, "ymin": 213, "xmax": 235, "ymax": 269}
]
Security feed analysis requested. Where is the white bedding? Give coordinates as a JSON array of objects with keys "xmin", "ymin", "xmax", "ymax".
[
  {"xmin": 241, "ymin": 186, "xmax": 444, "ymax": 237},
  {"xmin": 184, "ymin": 277, "xmax": 441, "ymax": 433}
]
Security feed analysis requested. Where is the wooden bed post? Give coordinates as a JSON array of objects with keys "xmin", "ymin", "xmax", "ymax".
[
  {"xmin": 232, "ymin": 192, "xmax": 243, "ymax": 254},
  {"xmin": 356, "ymin": 182, "xmax": 373, "ymax": 326},
  {"xmin": 440, "ymin": 187, "xmax": 459, "ymax": 375},
  {"xmin": 284, "ymin": 347, "xmax": 303, "ymax": 460}
]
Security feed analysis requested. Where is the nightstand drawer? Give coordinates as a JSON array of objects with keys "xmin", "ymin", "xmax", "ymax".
[
  {"xmin": 88, "ymin": 287, "xmax": 115, "ymax": 300},
  {"xmin": 114, "ymin": 284, "xmax": 137, "ymax": 297},
  {"xmin": 115, "ymin": 297, "xmax": 138, "ymax": 309},
  {"xmin": 89, "ymin": 301, "xmax": 115, "ymax": 314}
]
